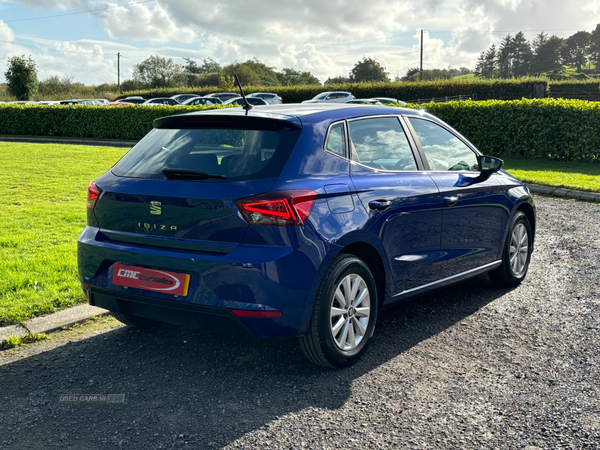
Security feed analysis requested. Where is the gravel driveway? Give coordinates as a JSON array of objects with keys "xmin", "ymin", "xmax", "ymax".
[{"xmin": 1, "ymin": 195, "xmax": 599, "ymax": 449}]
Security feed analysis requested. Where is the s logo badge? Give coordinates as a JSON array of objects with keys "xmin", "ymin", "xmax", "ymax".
[{"xmin": 150, "ymin": 201, "xmax": 162, "ymax": 215}]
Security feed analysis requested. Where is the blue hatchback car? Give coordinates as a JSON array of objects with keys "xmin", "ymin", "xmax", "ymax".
[{"xmin": 78, "ymin": 104, "xmax": 535, "ymax": 368}]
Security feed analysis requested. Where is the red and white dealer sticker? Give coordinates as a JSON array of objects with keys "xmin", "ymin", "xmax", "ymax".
[{"xmin": 112, "ymin": 264, "xmax": 190, "ymax": 296}]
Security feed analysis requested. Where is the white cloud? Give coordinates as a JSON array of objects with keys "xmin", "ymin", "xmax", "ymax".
[
  {"xmin": 1, "ymin": 0, "xmax": 599, "ymax": 85},
  {"xmin": 0, "ymin": 19, "xmax": 15, "ymax": 41},
  {"xmin": 95, "ymin": 2, "xmax": 196, "ymax": 44}
]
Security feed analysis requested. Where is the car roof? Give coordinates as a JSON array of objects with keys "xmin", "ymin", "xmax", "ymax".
[{"xmin": 154, "ymin": 103, "xmax": 432, "ymax": 129}]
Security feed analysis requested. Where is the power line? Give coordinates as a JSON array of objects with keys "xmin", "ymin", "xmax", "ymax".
[{"xmin": 2, "ymin": 0, "xmax": 157, "ymax": 23}]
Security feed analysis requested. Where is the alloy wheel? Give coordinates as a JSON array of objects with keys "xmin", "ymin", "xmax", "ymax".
[
  {"xmin": 509, "ymin": 223, "xmax": 529, "ymax": 277},
  {"xmin": 329, "ymin": 273, "xmax": 371, "ymax": 351}
]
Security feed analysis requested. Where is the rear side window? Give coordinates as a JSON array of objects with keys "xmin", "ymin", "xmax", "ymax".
[
  {"xmin": 325, "ymin": 122, "xmax": 346, "ymax": 157},
  {"xmin": 348, "ymin": 117, "xmax": 418, "ymax": 171},
  {"xmin": 112, "ymin": 127, "xmax": 301, "ymax": 182}
]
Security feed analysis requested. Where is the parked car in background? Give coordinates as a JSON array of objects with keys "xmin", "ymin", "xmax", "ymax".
[
  {"xmin": 79, "ymin": 103, "xmax": 535, "ymax": 369},
  {"xmin": 7, "ymin": 100, "xmax": 38, "ymax": 104},
  {"xmin": 116, "ymin": 96, "xmax": 147, "ymax": 104},
  {"xmin": 204, "ymin": 92, "xmax": 240, "ymax": 102},
  {"xmin": 222, "ymin": 97, "xmax": 268, "ymax": 106},
  {"xmin": 179, "ymin": 97, "xmax": 223, "ymax": 106},
  {"xmin": 302, "ymin": 91, "xmax": 355, "ymax": 103},
  {"xmin": 38, "ymin": 101, "xmax": 60, "ymax": 105},
  {"xmin": 59, "ymin": 99, "xmax": 103, "ymax": 105},
  {"xmin": 247, "ymin": 92, "xmax": 282, "ymax": 104},
  {"xmin": 103, "ymin": 102, "xmax": 135, "ymax": 106},
  {"xmin": 372, "ymin": 97, "xmax": 407, "ymax": 106},
  {"xmin": 142, "ymin": 98, "xmax": 180, "ymax": 106},
  {"xmin": 346, "ymin": 99, "xmax": 384, "ymax": 105},
  {"xmin": 171, "ymin": 94, "xmax": 201, "ymax": 103}
]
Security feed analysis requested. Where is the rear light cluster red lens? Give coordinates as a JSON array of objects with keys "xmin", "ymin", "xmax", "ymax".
[
  {"xmin": 86, "ymin": 182, "xmax": 101, "ymax": 210},
  {"xmin": 231, "ymin": 309, "xmax": 283, "ymax": 318},
  {"xmin": 236, "ymin": 190, "xmax": 318, "ymax": 226}
]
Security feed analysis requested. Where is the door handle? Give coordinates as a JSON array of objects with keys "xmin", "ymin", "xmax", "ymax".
[
  {"xmin": 443, "ymin": 196, "xmax": 459, "ymax": 206},
  {"xmin": 368, "ymin": 200, "xmax": 391, "ymax": 211}
]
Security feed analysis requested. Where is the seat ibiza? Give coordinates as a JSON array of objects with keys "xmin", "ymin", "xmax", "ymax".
[{"xmin": 78, "ymin": 104, "xmax": 535, "ymax": 368}]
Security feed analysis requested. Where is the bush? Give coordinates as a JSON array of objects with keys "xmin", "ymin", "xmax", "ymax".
[
  {"xmin": 112, "ymin": 78, "xmax": 548, "ymax": 103},
  {"xmin": 410, "ymin": 98, "xmax": 600, "ymax": 161},
  {"xmin": 1, "ymin": 98, "xmax": 599, "ymax": 162},
  {"xmin": 0, "ymin": 104, "xmax": 227, "ymax": 141},
  {"xmin": 547, "ymin": 80, "xmax": 600, "ymax": 101}
]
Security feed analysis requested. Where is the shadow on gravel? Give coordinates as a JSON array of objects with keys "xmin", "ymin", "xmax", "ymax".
[{"xmin": 0, "ymin": 275, "xmax": 510, "ymax": 449}]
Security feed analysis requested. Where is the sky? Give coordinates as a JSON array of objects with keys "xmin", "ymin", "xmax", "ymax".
[{"xmin": 0, "ymin": 0, "xmax": 598, "ymax": 86}]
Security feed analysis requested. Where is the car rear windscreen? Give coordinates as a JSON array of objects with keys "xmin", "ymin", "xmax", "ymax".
[{"xmin": 111, "ymin": 126, "xmax": 301, "ymax": 182}]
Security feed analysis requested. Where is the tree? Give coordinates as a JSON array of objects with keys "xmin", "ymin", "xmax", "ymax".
[
  {"xmin": 497, "ymin": 35, "xmax": 514, "ymax": 78},
  {"xmin": 325, "ymin": 75, "xmax": 351, "ymax": 84},
  {"xmin": 475, "ymin": 45, "xmax": 498, "ymax": 78},
  {"xmin": 277, "ymin": 68, "xmax": 321, "ymax": 85},
  {"xmin": 531, "ymin": 35, "xmax": 564, "ymax": 73},
  {"xmin": 132, "ymin": 55, "xmax": 185, "ymax": 88},
  {"xmin": 4, "ymin": 55, "xmax": 39, "ymax": 100},
  {"xmin": 512, "ymin": 32, "xmax": 533, "ymax": 76},
  {"xmin": 562, "ymin": 31, "xmax": 591, "ymax": 71},
  {"xmin": 589, "ymin": 24, "xmax": 600, "ymax": 66},
  {"xmin": 241, "ymin": 58, "xmax": 280, "ymax": 85},
  {"xmin": 182, "ymin": 57, "xmax": 222, "ymax": 86},
  {"xmin": 222, "ymin": 62, "xmax": 262, "ymax": 86},
  {"xmin": 349, "ymin": 57, "xmax": 390, "ymax": 83}
]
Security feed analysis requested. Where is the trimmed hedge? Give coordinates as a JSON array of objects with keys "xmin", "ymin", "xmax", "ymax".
[
  {"xmin": 0, "ymin": 104, "xmax": 226, "ymax": 141},
  {"xmin": 1, "ymin": 98, "xmax": 599, "ymax": 161},
  {"xmin": 114, "ymin": 78, "xmax": 548, "ymax": 104},
  {"xmin": 413, "ymin": 98, "xmax": 600, "ymax": 161},
  {"xmin": 547, "ymin": 80, "xmax": 600, "ymax": 101}
]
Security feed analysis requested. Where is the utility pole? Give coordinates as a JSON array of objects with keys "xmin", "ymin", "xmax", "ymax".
[
  {"xmin": 420, "ymin": 29, "xmax": 423, "ymax": 80},
  {"xmin": 117, "ymin": 52, "xmax": 121, "ymax": 92}
]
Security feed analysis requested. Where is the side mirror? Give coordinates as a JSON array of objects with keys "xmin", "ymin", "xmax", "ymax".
[{"xmin": 477, "ymin": 156, "xmax": 503, "ymax": 181}]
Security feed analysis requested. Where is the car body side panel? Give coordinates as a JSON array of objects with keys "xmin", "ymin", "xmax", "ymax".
[{"xmin": 427, "ymin": 172, "xmax": 511, "ymax": 277}]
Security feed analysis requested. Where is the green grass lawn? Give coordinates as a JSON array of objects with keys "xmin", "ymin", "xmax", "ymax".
[
  {"xmin": 503, "ymin": 159, "xmax": 600, "ymax": 192},
  {"xmin": 0, "ymin": 142, "xmax": 128, "ymax": 325}
]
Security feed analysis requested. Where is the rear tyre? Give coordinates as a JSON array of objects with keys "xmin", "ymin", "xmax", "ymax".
[
  {"xmin": 299, "ymin": 254, "xmax": 378, "ymax": 369},
  {"xmin": 489, "ymin": 211, "xmax": 533, "ymax": 287},
  {"xmin": 110, "ymin": 311, "xmax": 161, "ymax": 329}
]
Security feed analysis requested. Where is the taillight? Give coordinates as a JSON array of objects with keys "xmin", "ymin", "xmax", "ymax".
[
  {"xmin": 231, "ymin": 309, "xmax": 283, "ymax": 317},
  {"xmin": 86, "ymin": 182, "xmax": 101, "ymax": 210},
  {"xmin": 236, "ymin": 190, "xmax": 318, "ymax": 226}
]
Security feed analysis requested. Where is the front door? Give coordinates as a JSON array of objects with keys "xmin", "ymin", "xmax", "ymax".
[{"xmin": 406, "ymin": 117, "xmax": 510, "ymax": 278}]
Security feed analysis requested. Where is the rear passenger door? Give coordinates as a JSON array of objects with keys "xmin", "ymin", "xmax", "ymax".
[{"xmin": 348, "ymin": 116, "xmax": 443, "ymax": 293}]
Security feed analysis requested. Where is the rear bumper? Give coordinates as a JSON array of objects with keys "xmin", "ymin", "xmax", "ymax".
[
  {"xmin": 89, "ymin": 287, "xmax": 253, "ymax": 337},
  {"xmin": 78, "ymin": 226, "xmax": 324, "ymax": 338}
]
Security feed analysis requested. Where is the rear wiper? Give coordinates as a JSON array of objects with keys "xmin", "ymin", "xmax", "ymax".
[{"xmin": 162, "ymin": 168, "xmax": 227, "ymax": 180}]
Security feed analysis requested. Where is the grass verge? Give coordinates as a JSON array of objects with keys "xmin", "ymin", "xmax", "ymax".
[
  {"xmin": 0, "ymin": 332, "xmax": 47, "ymax": 350},
  {"xmin": 503, "ymin": 159, "xmax": 600, "ymax": 192},
  {"xmin": 0, "ymin": 142, "xmax": 128, "ymax": 326}
]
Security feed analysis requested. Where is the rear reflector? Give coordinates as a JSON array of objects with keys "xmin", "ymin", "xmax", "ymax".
[
  {"xmin": 231, "ymin": 309, "xmax": 283, "ymax": 318},
  {"xmin": 86, "ymin": 182, "xmax": 101, "ymax": 210},
  {"xmin": 236, "ymin": 190, "xmax": 318, "ymax": 226}
]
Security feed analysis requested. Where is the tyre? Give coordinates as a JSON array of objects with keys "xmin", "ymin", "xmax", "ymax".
[
  {"xmin": 489, "ymin": 211, "xmax": 533, "ymax": 287},
  {"xmin": 299, "ymin": 254, "xmax": 378, "ymax": 368},
  {"xmin": 110, "ymin": 311, "xmax": 161, "ymax": 329}
]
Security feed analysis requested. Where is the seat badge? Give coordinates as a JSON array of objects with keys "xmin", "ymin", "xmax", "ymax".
[{"xmin": 150, "ymin": 201, "xmax": 162, "ymax": 215}]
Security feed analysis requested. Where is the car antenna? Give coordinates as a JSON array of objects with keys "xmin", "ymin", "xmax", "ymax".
[{"xmin": 234, "ymin": 74, "xmax": 253, "ymax": 111}]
